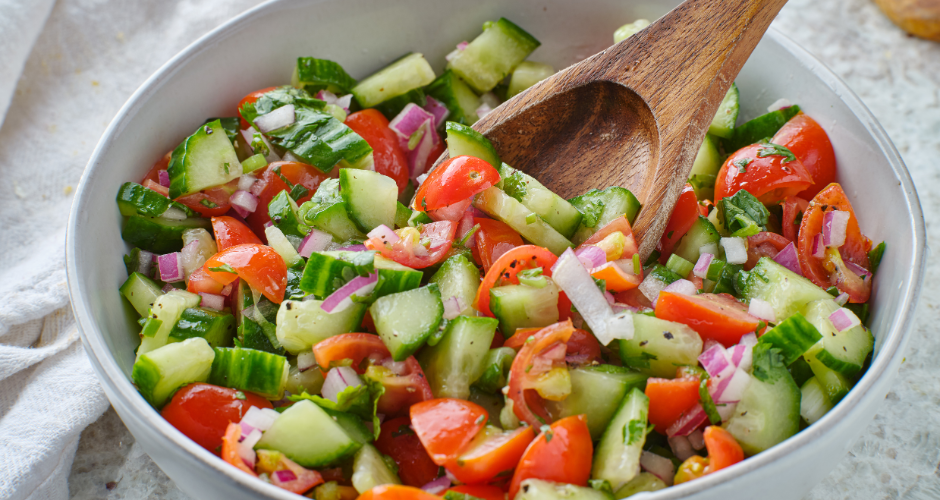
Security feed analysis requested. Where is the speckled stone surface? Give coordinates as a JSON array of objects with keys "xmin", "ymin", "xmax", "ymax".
[{"xmin": 67, "ymin": 0, "xmax": 940, "ymax": 498}]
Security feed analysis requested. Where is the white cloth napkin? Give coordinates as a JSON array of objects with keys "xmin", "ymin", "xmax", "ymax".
[{"xmin": 0, "ymin": 1, "xmax": 263, "ymax": 498}]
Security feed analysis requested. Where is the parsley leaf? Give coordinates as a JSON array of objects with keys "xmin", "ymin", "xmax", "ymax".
[
  {"xmin": 208, "ymin": 263, "xmax": 237, "ymax": 274},
  {"xmin": 623, "ymin": 419, "xmax": 647, "ymax": 445},
  {"xmin": 751, "ymin": 342, "xmax": 787, "ymax": 383},
  {"xmin": 734, "ymin": 157, "xmax": 752, "ymax": 173},
  {"xmin": 718, "ymin": 189, "xmax": 770, "ymax": 237},
  {"xmin": 757, "ymin": 143, "xmax": 797, "ymax": 163},
  {"xmin": 199, "ymin": 199, "xmax": 219, "ymax": 208},
  {"xmin": 699, "ymin": 379, "xmax": 722, "ymax": 424}
]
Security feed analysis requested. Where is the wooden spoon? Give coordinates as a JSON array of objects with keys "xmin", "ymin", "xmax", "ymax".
[{"xmin": 432, "ymin": 0, "xmax": 788, "ymax": 258}]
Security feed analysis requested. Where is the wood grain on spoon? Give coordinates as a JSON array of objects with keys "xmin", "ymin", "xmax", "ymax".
[{"xmin": 431, "ymin": 0, "xmax": 788, "ymax": 258}]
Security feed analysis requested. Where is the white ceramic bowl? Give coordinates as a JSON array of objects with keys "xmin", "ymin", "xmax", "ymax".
[{"xmin": 66, "ymin": 0, "xmax": 926, "ymax": 499}]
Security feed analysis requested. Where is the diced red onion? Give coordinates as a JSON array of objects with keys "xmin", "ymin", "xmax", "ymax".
[
  {"xmin": 475, "ymin": 103, "xmax": 493, "ymax": 119},
  {"xmin": 298, "ymin": 228, "xmax": 333, "ymax": 258},
  {"xmin": 530, "ymin": 342, "xmax": 567, "ymax": 375},
  {"xmin": 249, "ymin": 178, "xmax": 267, "ymax": 197},
  {"xmin": 390, "ymin": 104, "xmax": 436, "ymax": 143},
  {"xmin": 668, "ymin": 435, "xmax": 696, "ymax": 461},
  {"xmin": 263, "ymin": 221, "xmax": 273, "ymax": 229},
  {"xmin": 640, "ymin": 451, "xmax": 675, "ymax": 486},
  {"xmin": 236, "ymin": 429, "xmax": 258, "ymax": 468},
  {"xmin": 823, "ymin": 210, "xmax": 849, "ymax": 248},
  {"xmin": 491, "ymin": 242, "xmax": 515, "ymax": 264},
  {"xmin": 321, "ymin": 273, "xmax": 378, "ymax": 313},
  {"xmin": 767, "ymin": 98, "xmax": 792, "ymax": 112},
  {"xmin": 337, "ymin": 244, "xmax": 367, "ymax": 252},
  {"xmin": 255, "ymin": 104, "xmax": 295, "ymax": 133},
  {"xmin": 687, "ymin": 429, "xmax": 706, "ymax": 450},
  {"xmin": 834, "ymin": 292, "xmax": 850, "ymax": 306},
  {"xmin": 663, "ymin": 279, "xmax": 696, "ymax": 297},
  {"xmin": 297, "ymin": 351, "xmax": 317, "ymax": 372},
  {"xmin": 421, "ymin": 476, "xmax": 452, "ymax": 495},
  {"xmin": 274, "ymin": 470, "xmax": 297, "ymax": 483},
  {"xmin": 721, "ymin": 237, "xmax": 748, "ymax": 265},
  {"xmin": 240, "ymin": 406, "xmax": 281, "ymax": 433},
  {"xmin": 812, "ymin": 234, "xmax": 825, "ymax": 258},
  {"xmin": 551, "ymin": 248, "xmax": 615, "ymax": 344},
  {"xmin": 611, "ymin": 303, "xmax": 638, "ymax": 314},
  {"xmin": 604, "ymin": 291, "xmax": 615, "ymax": 305},
  {"xmin": 667, "ymin": 404, "xmax": 707, "ymax": 437},
  {"xmin": 241, "ymin": 127, "xmax": 281, "ymax": 163},
  {"xmin": 314, "ymin": 90, "xmax": 353, "ymax": 113},
  {"xmin": 230, "ymin": 190, "xmax": 258, "ymax": 215},
  {"xmin": 613, "ymin": 258, "xmax": 637, "ymax": 276},
  {"xmin": 199, "ymin": 292, "xmax": 225, "ymax": 311},
  {"xmin": 638, "ymin": 276, "xmax": 667, "ymax": 303},
  {"xmin": 241, "ymin": 428, "xmax": 263, "ymax": 450},
  {"xmin": 368, "ymin": 225, "xmax": 400, "ymax": 245},
  {"xmin": 748, "ymin": 298, "xmax": 776, "ymax": 323},
  {"xmin": 237, "ymin": 174, "xmax": 257, "ymax": 192},
  {"xmin": 730, "ymin": 333, "xmax": 757, "ymax": 372},
  {"xmin": 423, "ymin": 96, "xmax": 450, "ymax": 129},
  {"xmin": 456, "ymin": 209, "xmax": 476, "ymax": 248},
  {"xmin": 157, "ymin": 252, "xmax": 184, "ymax": 283},
  {"xmin": 322, "ymin": 366, "xmax": 363, "ymax": 402},
  {"xmin": 428, "ymin": 197, "xmax": 471, "ymax": 222},
  {"xmin": 406, "ymin": 121, "xmax": 436, "ymax": 180},
  {"xmin": 844, "ymin": 260, "xmax": 871, "ymax": 280},
  {"xmin": 773, "ymin": 242, "xmax": 802, "ymax": 275},
  {"xmin": 443, "ymin": 296, "xmax": 465, "ymax": 320},
  {"xmin": 157, "ymin": 170, "xmax": 170, "ymax": 188},
  {"xmin": 219, "ymin": 280, "xmax": 236, "ymax": 297},
  {"xmin": 699, "ymin": 344, "xmax": 733, "ymax": 379},
  {"xmin": 457, "ymin": 41, "xmax": 468, "ymax": 51},
  {"xmin": 693, "ymin": 253, "xmax": 714, "ymax": 279},
  {"xmin": 829, "ymin": 308, "xmax": 861, "ymax": 332},
  {"xmin": 576, "ymin": 245, "xmax": 607, "ymax": 269}
]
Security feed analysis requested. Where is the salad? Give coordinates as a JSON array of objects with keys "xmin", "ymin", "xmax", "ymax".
[{"xmin": 116, "ymin": 15, "xmax": 886, "ymax": 500}]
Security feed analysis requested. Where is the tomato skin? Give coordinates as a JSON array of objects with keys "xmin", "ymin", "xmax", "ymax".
[
  {"xmin": 655, "ymin": 292, "xmax": 760, "ymax": 347},
  {"xmin": 508, "ymin": 321, "xmax": 575, "ymax": 427},
  {"xmin": 658, "ymin": 185, "xmax": 699, "ymax": 260},
  {"xmin": 772, "ymin": 113, "xmax": 837, "ymax": 200},
  {"xmin": 446, "ymin": 485, "xmax": 506, "ymax": 500},
  {"xmin": 221, "ymin": 423, "xmax": 257, "ymax": 475},
  {"xmin": 703, "ymin": 426, "xmax": 744, "ymax": 472},
  {"xmin": 143, "ymin": 168, "xmax": 234, "ymax": 217},
  {"xmin": 410, "ymin": 399, "xmax": 489, "ymax": 466},
  {"xmin": 781, "ymin": 196, "xmax": 809, "ymax": 242},
  {"xmin": 744, "ymin": 232, "xmax": 791, "ymax": 270},
  {"xmin": 504, "ymin": 328, "xmax": 600, "ymax": 365},
  {"xmin": 475, "ymin": 218, "xmax": 523, "ymax": 272},
  {"xmin": 141, "ymin": 152, "xmax": 171, "ymax": 185},
  {"xmin": 238, "ymin": 87, "xmax": 279, "ymax": 129},
  {"xmin": 715, "ymin": 143, "xmax": 814, "ymax": 205},
  {"xmin": 203, "ymin": 244, "xmax": 287, "ymax": 303},
  {"xmin": 645, "ymin": 375, "xmax": 701, "ymax": 433},
  {"xmin": 581, "ymin": 215, "xmax": 638, "ymax": 259},
  {"xmin": 797, "ymin": 183, "xmax": 872, "ymax": 302},
  {"xmin": 374, "ymin": 417, "xmax": 440, "ymax": 487},
  {"xmin": 212, "ymin": 216, "xmax": 262, "ymax": 250},
  {"xmin": 244, "ymin": 161, "xmax": 331, "ymax": 238},
  {"xmin": 161, "ymin": 383, "xmax": 272, "ymax": 455},
  {"xmin": 413, "ymin": 156, "xmax": 501, "ymax": 211},
  {"xmin": 508, "ymin": 415, "xmax": 593, "ymax": 499},
  {"xmin": 313, "ymin": 333, "xmax": 389, "ymax": 373},
  {"xmin": 475, "ymin": 245, "xmax": 559, "ymax": 318},
  {"xmin": 345, "ymin": 110, "xmax": 410, "ymax": 194},
  {"xmin": 357, "ymin": 485, "xmax": 443, "ymax": 500},
  {"xmin": 186, "ymin": 266, "xmax": 226, "ymax": 295},
  {"xmin": 447, "ymin": 426, "xmax": 536, "ymax": 484},
  {"xmin": 366, "ymin": 221, "xmax": 457, "ymax": 269}
]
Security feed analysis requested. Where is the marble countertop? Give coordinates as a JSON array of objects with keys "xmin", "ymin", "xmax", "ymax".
[{"xmin": 67, "ymin": 0, "xmax": 940, "ymax": 498}]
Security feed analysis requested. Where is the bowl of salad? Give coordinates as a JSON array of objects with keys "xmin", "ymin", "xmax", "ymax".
[{"xmin": 65, "ymin": 0, "xmax": 926, "ymax": 499}]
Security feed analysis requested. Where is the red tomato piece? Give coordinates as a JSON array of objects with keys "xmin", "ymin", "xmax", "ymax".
[
  {"xmin": 581, "ymin": 215, "xmax": 636, "ymax": 249},
  {"xmin": 410, "ymin": 399, "xmax": 489, "ymax": 466},
  {"xmin": 475, "ymin": 218, "xmax": 524, "ymax": 272},
  {"xmin": 161, "ymin": 383, "xmax": 272, "ymax": 455},
  {"xmin": 255, "ymin": 449, "xmax": 324, "ymax": 494},
  {"xmin": 345, "ymin": 110, "xmax": 410, "ymax": 195},
  {"xmin": 141, "ymin": 152, "xmax": 171, "ymax": 185},
  {"xmin": 781, "ymin": 196, "xmax": 809, "ymax": 242},
  {"xmin": 744, "ymin": 231, "xmax": 791, "ymax": 270},
  {"xmin": 357, "ymin": 485, "xmax": 443, "ymax": 500},
  {"xmin": 504, "ymin": 328, "xmax": 600, "ymax": 365},
  {"xmin": 203, "ymin": 244, "xmax": 287, "ymax": 303},
  {"xmin": 658, "ymin": 185, "xmax": 700, "ymax": 260},
  {"xmin": 703, "ymin": 426, "xmax": 744, "ymax": 472},
  {"xmin": 446, "ymin": 485, "xmax": 506, "ymax": 500},
  {"xmin": 508, "ymin": 415, "xmax": 593, "ymax": 499},
  {"xmin": 244, "ymin": 161, "xmax": 331, "ymax": 238},
  {"xmin": 212, "ymin": 216, "xmax": 262, "ymax": 250},
  {"xmin": 475, "ymin": 245, "xmax": 559, "ymax": 318},
  {"xmin": 186, "ymin": 266, "xmax": 226, "ymax": 295},
  {"xmin": 797, "ymin": 183, "xmax": 872, "ymax": 302},
  {"xmin": 221, "ymin": 423, "xmax": 257, "ymax": 476},
  {"xmin": 446, "ymin": 426, "xmax": 536, "ymax": 484},
  {"xmin": 374, "ymin": 417, "xmax": 440, "ymax": 487},
  {"xmin": 412, "ymin": 156, "xmax": 500, "ymax": 211},
  {"xmin": 508, "ymin": 321, "xmax": 575, "ymax": 427},
  {"xmin": 313, "ymin": 333, "xmax": 389, "ymax": 373},
  {"xmin": 715, "ymin": 143, "xmax": 814, "ymax": 205},
  {"xmin": 655, "ymin": 292, "xmax": 760, "ymax": 347},
  {"xmin": 237, "ymin": 86, "xmax": 279, "ymax": 129},
  {"xmin": 365, "ymin": 221, "xmax": 457, "ymax": 269},
  {"xmin": 645, "ymin": 375, "xmax": 701, "ymax": 433},
  {"xmin": 772, "ymin": 113, "xmax": 837, "ymax": 200},
  {"xmin": 176, "ymin": 182, "xmax": 238, "ymax": 217}
]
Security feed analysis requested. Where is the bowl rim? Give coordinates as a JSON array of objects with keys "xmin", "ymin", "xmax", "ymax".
[{"xmin": 65, "ymin": 0, "xmax": 927, "ymax": 497}]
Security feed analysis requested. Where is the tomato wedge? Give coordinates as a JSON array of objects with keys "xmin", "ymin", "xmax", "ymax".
[
  {"xmin": 591, "ymin": 262, "xmax": 641, "ymax": 292},
  {"xmin": 658, "ymin": 185, "xmax": 699, "ymax": 260},
  {"xmin": 186, "ymin": 266, "xmax": 226, "ymax": 295},
  {"xmin": 645, "ymin": 375, "xmax": 701, "ymax": 433},
  {"xmin": 221, "ymin": 423, "xmax": 257, "ymax": 476},
  {"xmin": 413, "ymin": 155, "xmax": 500, "ymax": 211},
  {"xmin": 771, "ymin": 112, "xmax": 837, "ymax": 200},
  {"xmin": 244, "ymin": 161, "xmax": 331, "ymax": 237},
  {"xmin": 374, "ymin": 417, "xmax": 440, "ymax": 487},
  {"xmin": 345, "ymin": 110, "xmax": 410, "ymax": 194},
  {"xmin": 256, "ymin": 450, "xmax": 324, "ymax": 494},
  {"xmin": 475, "ymin": 218, "xmax": 524, "ymax": 272},
  {"xmin": 508, "ymin": 321, "xmax": 575, "ymax": 427},
  {"xmin": 797, "ymin": 183, "xmax": 872, "ymax": 302},
  {"xmin": 505, "ymin": 328, "xmax": 600, "ymax": 365},
  {"xmin": 781, "ymin": 196, "xmax": 809, "ymax": 242},
  {"xmin": 446, "ymin": 425, "xmax": 535, "ymax": 484},
  {"xmin": 410, "ymin": 399, "xmax": 489, "ymax": 466},
  {"xmin": 161, "ymin": 383, "xmax": 272, "ymax": 455},
  {"xmin": 212, "ymin": 216, "xmax": 262, "ymax": 250},
  {"xmin": 508, "ymin": 415, "xmax": 593, "ymax": 499},
  {"xmin": 357, "ymin": 485, "xmax": 443, "ymax": 500},
  {"xmin": 744, "ymin": 232, "xmax": 791, "ymax": 270},
  {"xmin": 581, "ymin": 215, "xmax": 639, "ymax": 261},
  {"xmin": 365, "ymin": 221, "xmax": 457, "ymax": 269},
  {"xmin": 715, "ymin": 143, "xmax": 814, "ymax": 205},
  {"xmin": 703, "ymin": 426, "xmax": 744, "ymax": 472},
  {"xmin": 446, "ymin": 485, "xmax": 506, "ymax": 500},
  {"xmin": 655, "ymin": 292, "xmax": 760, "ymax": 347},
  {"xmin": 203, "ymin": 244, "xmax": 287, "ymax": 303},
  {"xmin": 313, "ymin": 333, "xmax": 389, "ymax": 373},
  {"xmin": 475, "ymin": 245, "xmax": 559, "ymax": 317}
]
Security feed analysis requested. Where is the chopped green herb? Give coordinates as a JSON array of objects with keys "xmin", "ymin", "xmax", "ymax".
[
  {"xmin": 868, "ymin": 242, "xmax": 886, "ymax": 275},
  {"xmin": 518, "ymin": 267, "xmax": 547, "ymax": 289},
  {"xmin": 734, "ymin": 157, "xmax": 752, "ymax": 173},
  {"xmin": 756, "ymin": 143, "xmax": 797, "ymax": 163},
  {"xmin": 719, "ymin": 189, "xmax": 770, "ymax": 237},
  {"xmin": 699, "ymin": 379, "xmax": 721, "ymax": 424},
  {"xmin": 208, "ymin": 263, "xmax": 237, "ymax": 274},
  {"xmin": 455, "ymin": 224, "xmax": 481, "ymax": 248},
  {"xmin": 623, "ymin": 419, "xmax": 646, "ymax": 445},
  {"xmin": 525, "ymin": 213, "xmax": 538, "ymax": 225},
  {"xmin": 235, "ymin": 391, "xmax": 246, "ymax": 400},
  {"xmin": 633, "ymin": 254, "xmax": 641, "ymax": 275},
  {"xmin": 199, "ymin": 199, "xmax": 219, "ymax": 209}
]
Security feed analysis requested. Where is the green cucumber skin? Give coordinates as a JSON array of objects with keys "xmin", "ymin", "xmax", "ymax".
[
  {"xmin": 268, "ymin": 190, "xmax": 310, "ymax": 241},
  {"xmin": 707, "ymin": 83, "xmax": 740, "ymax": 139},
  {"xmin": 673, "ymin": 216, "xmax": 721, "ymax": 264},
  {"xmin": 592, "ymin": 388, "xmax": 650, "ymax": 491},
  {"xmin": 447, "ymin": 18, "xmax": 541, "ymax": 94},
  {"xmin": 120, "ymin": 272, "xmax": 164, "ymax": 317},
  {"xmin": 121, "ymin": 215, "xmax": 211, "ymax": 254},
  {"xmin": 489, "ymin": 282, "xmax": 560, "ymax": 336},
  {"xmin": 473, "ymin": 186, "xmax": 573, "ymax": 255},
  {"xmin": 429, "ymin": 254, "xmax": 481, "ymax": 318},
  {"xmin": 724, "ymin": 105, "xmax": 801, "ymax": 152},
  {"xmin": 568, "ymin": 187, "xmax": 642, "ymax": 245},
  {"xmin": 757, "ymin": 313, "xmax": 823, "ymax": 366},
  {"xmin": 293, "ymin": 57, "xmax": 357, "ymax": 95},
  {"xmin": 167, "ymin": 119, "xmax": 242, "ymax": 199},
  {"xmin": 351, "ymin": 444, "xmax": 402, "ymax": 493},
  {"xmin": 802, "ymin": 299, "xmax": 873, "ymax": 377},
  {"xmin": 168, "ymin": 307, "xmax": 236, "ymax": 348},
  {"xmin": 256, "ymin": 400, "xmax": 359, "ymax": 467},
  {"xmin": 740, "ymin": 257, "xmax": 832, "ymax": 322},
  {"xmin": 445, "ymin": 121, "xmax": 501, "ymax": 169},
  {"xmin": 688, "ymin": 134, "xmax": 722, "ymax": 201},
  {"xmin": 300, "ymin": 251, "xmax": 378, "ymax": 298},
  {"xmin": 352, "ymin": 53, "xmax": 437, "ymax": 109},
  {"xmin": 419, "ymin": 315, "xmax": 498, "ymax": 400},
  {"xmin": 208, "ymin": 346, "xmax": 288, "ymax": 399},
  {"xmin": 516, "ymin": 479, "xmax": 613, "ymax": 500},
  {"xmin": 132, "ymin": 337, "xmax": 215, "ymax": 408},
  {"xmin": 425, "ymin": 70, "xmax": 480, "ymax": 126},
  {"xmin": 618, "ymin": 315, "xmax": 703, "ymax": 378},
  {"xmin": 371, "ymin": 284, "xmax": 444, "ymax": 362},
  {"xmin": 374, "ymin": 267, "xmax": 423, "ymax": 300},
  {"xmin": 117, "ymin": 182, "xmax": 196, "ymax": 218},
  {"xmin": 276, "ymin": 299, "xmax": 366, "ymax": 355},
  {"xmin": 544, "ymin": 365, "xmax": 648, "ymax": 441},
  {"xmin": 498, "ymin": 163, "xmax": 583, "ymax": 239},
  {"xmin": 339, "ymin": 169, "xmax": 398, "ymax": 233}
]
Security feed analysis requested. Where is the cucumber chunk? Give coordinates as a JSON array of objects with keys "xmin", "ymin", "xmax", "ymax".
[
  {"xmin": 448, "ymin": 18, "xmax": 541, "ymax": 93},
  {"xmin": 429, "ymin": 254, "xmax": 481, "ymax": 318},
  {"xmin": 618, "ymin": 315, "xmax": 703, "ymax": 378},
  {"xmin": 673, "ymin": 216, "xmax": 721, "ymax": 264},
  {"xmin": 568, "ymin": 187, "xmax": 642, "ymax": 245},
  {"xmin": 803, "ymin": 299, "xmax": 873, "ymax": 377},
  {"xmin": 473, "ymin": 347, "xmax": 516, "ymax": 393},
  {"xmin": 256, "ymin": 400, "xmax": 359, "ymax": 467},
  {"xmin": 340, "ymin": 169, "xmax": 398, "ymax": 233},
  {"xmin": 445, "ymin": 121, "xmax": 500, "ymax": 169},
  {"xmin": 707, "ymin": 83, "xmax": 740, "ymax": 139},
  {"xmin": 120, "ymin": 272, "xmax": 163, "ymax": 317},
  {"xmin": 275, "ymin": 299, "xmax": 366, "ymax": 355},
  {"xmin": 208, "ymin": 346, "xmax": 289, "ymax": 399},
  {"xmin": 291, "ymin": 57, "xmax": 357, "ymax": 95},
  {"xmin": 167, "ymin": 119, "xmax": 242, "ymax": 198},
  {"xmin": 473, "ymin": 186, "xmax": 573, "ymax": 255},
  {"xmin": 371, "ymin": 285, "xmax": 444, "ymax": 361},
  {"xmin": 300, "ymin": 178, "xmax": 366, "ymax": 241},
  {"xmin": 168, "ymin": 307, "xmax": 236, "ymax": 348},
  {"xmin": 725, "ymin": 105, "xmax": 801, "ymax": 152},
  {"xmin": 132, "ymin": 337, "xmax": 215, "ymax": 408},
  {"xmin": 425, "ymin": 70, "xmax": 480, "ymax": 126},
  {"xmin": 300, "ymin": 250, "xmax": 377, "ymax": 298},
  {"xmin": 352, "ymin": 53, "xmax": 436, "ymax": 109},
  {"xmin": 545, "ymin": 365, "xmax": 649, "ymax": 440},
  {"xmin": 800, "ymin": 376, "xmax": 833, "ymax": 425},
  {"xmin": 419, "ymin": 315, "xmax": 498, "ymax": 399},
  {"xmin": 116, "ymin": 182, "xmax": 196, "ymax": 219},
  {"xmin": 234, "ymin": 280, "xmax": 285, "ymax": 355},
  {"xmin": 614, "ymin": 472, "xmax": 667, "ymax": 498},
  {"xmin": 137, "ymin": 290, "xmax": 202, "ymax": 358},
  {"xmin": 374, "ymin": 255, "xmax": 423, "ymax": 299},
  {"xmin": 489, "ymin": 281, "xmax": 560, "ymax": 336},
  {"xmin": 516, "ymin": 479, "xmax": 613, "ymax": 500},
  {"xmin": 757, "ymin": 312, "xmax": 822, "ymax": 365},
  {"xmin": 688, "ymin": 134, "xmax": 722, "ymax": 200},
  {"xmin": 268, "ymin": 190, "xmax": 310, "ymax": 245},
  {"xmin": 740, "ymin": 257, "xmax": 832, "ymax": 322},
  {"xmin": 803, "ymin": 351, "xmax": 852, "ymax": 404},
  {"xmin": 507, "ymin": 61, "xmax": 554, "ymax": 99},
  {"xmin": 121, "ymin": 215, "xmax": 211, "ymax": 254},
  {"xmin": 592, "ymin": 388, "xmax": 649, "ymax": 490},
  {"xmin": 351, "ymin": 444, "xmax": 401, "ymax": 494},
  {"xmin": 498, "ymin": 163, "xmax": 582, "ymax": 238}
]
